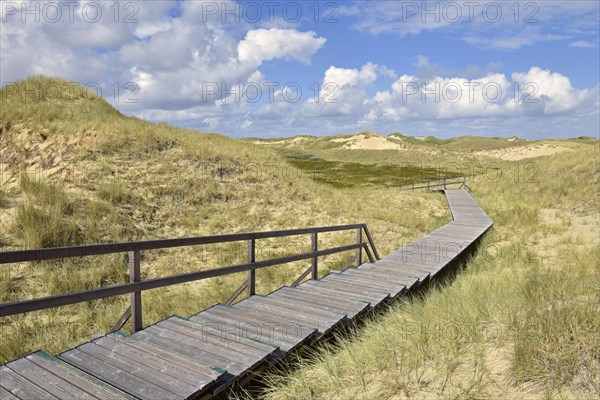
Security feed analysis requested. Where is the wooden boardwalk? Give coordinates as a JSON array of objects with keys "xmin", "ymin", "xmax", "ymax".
[{"xmin": 0, "ymin": 190, "xmax": 492, "ymax": 399}]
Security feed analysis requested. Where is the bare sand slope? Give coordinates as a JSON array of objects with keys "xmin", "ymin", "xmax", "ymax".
[{"xmin": 476, "ymin": 144, "xmax": 571, "ymax": 160}]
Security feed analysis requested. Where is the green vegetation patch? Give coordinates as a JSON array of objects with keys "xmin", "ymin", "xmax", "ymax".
[{"xmin": 282, "ymin": 151, "xmax": 462, "ymax": 188}]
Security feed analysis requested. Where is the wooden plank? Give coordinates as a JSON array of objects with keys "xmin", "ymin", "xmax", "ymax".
[
  {"xmin": 355, "ymin": 263, "xmax": 424, "ymax": 281},
  {"xmin": 376, "ymin": 258, "xmax": 439, "ymax": 280},
  {"xmin": 0, "ymin": 366, "xmax": 58, "ymax": 400},
  {"xmin": 378, "ymin": 255, "xmax": 445, "ymax": 270},
  {"xmin": 295, "ymin": 283, "xmax": 376, "ymax": 307},
  {"xmin": 235, "ymin": 296, "xmax": 342, "ymax": 330},
  {"xmin": 248, "ymin": 294, "xmax": 348, "ymax": 321},
  {"xmin": 366, "ymin": 261, "xmax": 433, "ymax": 277},
  {"xmin": 190, "ymin": 308, "xmax": 308, "ymax": 352},
  {"xmin": 0, "ymin": 385, "xmax": 20, "ymax": 400},
  {"xmin": 203, "ymin": 304, "xmax": 318, "ymax": 340},
  {"xmin": 92, "ymin": 336, "xmax": 216, "ymax": 388},
  {"xmin": 60, "ymin": 348, "xmax": 179, "ymax": 400},
  {"xmin": 26, "ymin": 352, "xmax": 133, "ymax": 400},
  {"xmin": 304, "ymin": 281, "xmax": 389, "ymax": 307},
  {"xmin": 156, "ymin": 318, "xmax": 275, "ymax": 361},
  {"xmin": 322, "ymin": 273, "xmax": 404, "ymax": 295},
  {"xmin": 339, "ymin": 268, "xmax": 419, "ymax": 288},
  {"xmin": 168, "ymin": 316, "xmax": 279, "ymax": 354},
  {"xmin": 272, "ymin": 287, "xmax": 369, "ymax": 318},
  {"xmin": 75, "ymin": 342, "xmax": 195, "ymax": 399},
  {"xmin": 139, "ymin": 325, "xmax": 256, "ymax": 375},
  {"xmin": 331, "ymin": 269, "xmax": 414, "ymax": 290},
  {"xmin": 232, "ymin": 299, "xmax": 335, "ymax": 335},
  {"xmin": 268, "ymin": 289, "xmax": 359, "ymax": 319},
  {"xmin": 325, "ymin": 273, "xmax": 407, "ymax": 296},
  {"xmin": 6, "ymin": 358, "xmax": 98, "ymax": 400},
  {"xmin": 303, "ymin": 279, "xmax": 390, "ymax": 305},
  {"xmin": 107, "ymin": 333, "xmax": 226, "ymax": 380}
]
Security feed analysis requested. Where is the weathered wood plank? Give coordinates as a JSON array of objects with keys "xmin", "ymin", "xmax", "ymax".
[
  {"xmin": 0, "ymin": 385, "xmax": 20, "ymax": 400},
  {"xmin": 204, "ymin": 304, "xmax": 318, "ymax": 338},
  {"xmin": 367, "ymin": 261, "xmax": 434, "ymax": 277},
  {"xmin": 75, "ymin": 343, "xmax": 194, "ymax": 398},
  {"xmin": 268, "ymin": 289, "xmax": 359, "ymax": 319},
  {"xmin": 190, "ymin": 306, "xmax": 311, "ymax": 352},
  {"xmin": 6, "ymin": 358, "xmax": 98, "ymax": 400},
  {"xmin": 234, "ymin": 296, "xmax": 342, "ymax": 332},
  {"xmin": 60, "ymin": 349, "xmax": 179, "ymax": 400},
  {"xmin": 302, "ymin": 279, "xmax": 390, "ymax": 305},
  {"xmin": 0, "ymin": 366, "xmax": 58, "ymax": 400},
  {"xmin": 322, "ymin": 273, "xmax": 404, "ymax": 296},
  {"xmin": 138, "ymin": 325, "xmax": 254, "ymax": 375},
  {"xmin": 272, "ymin": 287, "xmax": 369, "ymax": 318},
  {"xmin": 92, "ymin": 336, "xmax": 215, "ymax": 388},
  {"xmin": 327, "ymin": 273, "xmax": 407, "ymax": 296},
  {"xmin": 157, "ymin": 318, "xmax": 275, "ymax": 361},
  {"xmin": 295, "ymin": 283, "xmax": 375, "ymax": 306},
  {"xmin": 242, "ymin": 294, "xmax": 348, "ymax": 322},
  {"xmin": 168, "ymin": 316, "xmax": 279, "ymax": 354},
  {"xmin": 107, "ymin": 332, "xmax": 225, "ymax": 380},
  {"xmin": 26, "ymin": 352, "xmax": 133, "ymax": 400},
  {"xmin": 339, "ymin": 268, "xmax": 419, "ymax": 288}
]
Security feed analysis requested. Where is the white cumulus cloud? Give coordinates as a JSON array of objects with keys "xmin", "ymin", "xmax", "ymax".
[{"xmin": 237, "ymin": 29, "xmax": 326, "ymax": 65}]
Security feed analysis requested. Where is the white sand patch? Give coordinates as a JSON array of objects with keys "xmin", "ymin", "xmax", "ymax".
[
  {"xmin": 344, "ymin": 135, "xmax": 405, "ymax": 150},
  {"xmin": 290, "ymin": 136, "xmax": 309, "ymax": 143},
  {"xmin": 475, "ymin": 144, "xmax": 571, "ymax": 160},
  {"xmin": 331, "ymin": 136, "xmax": 356, "ymax": 143},
  {"xmin": 253, "ymin": 136, "xmax": 310, "ymax": 145}
]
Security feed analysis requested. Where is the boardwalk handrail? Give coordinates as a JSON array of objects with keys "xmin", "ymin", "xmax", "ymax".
[
  {"xmin": 0, "ymin": 224, "xmax": 380, "ymax": 331},
  {"xmin": 393, "ymin": 175, "xmax": 468, "ymax": 191},
  {"xmin": 0, "ymin": 223, "xmax": 372, "ymax": 264}
]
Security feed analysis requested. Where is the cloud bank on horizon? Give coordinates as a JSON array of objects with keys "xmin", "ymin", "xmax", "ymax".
[{"xmin": 1, "ymin": 0, "xmax": 599, "ymax": 139}]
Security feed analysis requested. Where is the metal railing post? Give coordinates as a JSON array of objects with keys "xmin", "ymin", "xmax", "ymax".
[
  {"xmin": 356, "ymin": 228, "xmax": 363, "ymax": 266},
  {"xmin": 129, "ymin": 250, "xmax": 142, "ymax": 332},
  {"xmin": 311, "ymin": 232, "xmax": 318, "ymax": 279},
  {"xmin": 247, "ymin": 239, "xmax": 256, "ymax": 296},
  {"xmin": 443, "ymin": 177, "xmax": 447, "ymax": 189}
]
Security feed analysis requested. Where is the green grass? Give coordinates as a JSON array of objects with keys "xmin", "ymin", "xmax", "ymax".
[{"xmin": 280, "ymin": 150, "xmax": 462, "ymax": 188}]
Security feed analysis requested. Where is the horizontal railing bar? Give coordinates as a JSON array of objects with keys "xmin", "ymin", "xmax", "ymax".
[
  {"xmin": 0, "ymin": 243, "xmax": 363, "ymax": 317},
  {"xmin": 398, "ymin": 178, "xmax": 465, "ymax": 186},
  {"xmin": 0, "ymin": 224, "xmax": 366, "ymax": 265},
  {"xmin": 395, "ymin": 180, "xmax": 466, "ymax": 190}
]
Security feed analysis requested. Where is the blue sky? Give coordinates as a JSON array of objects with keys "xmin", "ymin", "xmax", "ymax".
[{"xmin": 1, "ymin": 0, "xmax": 599, "ymax": 138}]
